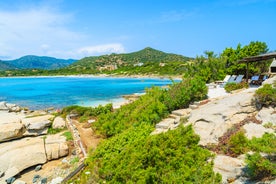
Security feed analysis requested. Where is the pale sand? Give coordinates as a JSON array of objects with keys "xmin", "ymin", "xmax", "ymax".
[{"xmin": 207, "ymin": 86, "xmax": 228, "ymax": 99}]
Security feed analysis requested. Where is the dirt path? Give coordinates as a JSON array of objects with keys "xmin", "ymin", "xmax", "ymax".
[{"xmin": 72, "ymin": 120, "xmax": 102, "ymax": 153}]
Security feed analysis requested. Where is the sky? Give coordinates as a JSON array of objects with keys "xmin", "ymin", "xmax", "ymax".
[{"xmin": 0, "ymin": 0, "xmax": 275, "ymax": 60}]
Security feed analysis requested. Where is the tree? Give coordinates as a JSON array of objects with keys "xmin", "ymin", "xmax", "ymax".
[{"xmin": 221, "ymin": 41, "xmax": 269, "ymax": 75}]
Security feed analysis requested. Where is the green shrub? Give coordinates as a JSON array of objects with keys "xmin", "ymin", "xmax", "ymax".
[
  {"xmin": 224, "ymin": 82, "xmax": 249, "ymax": 93},
  {"xmin": 254, "ymin": 84, "xmax": 276, "ymax": 108},
  {"xmin": 47, "ymin": 124, "xmax": 64, "ymax": 134},
  {"xmin": 249, "ymin": 133, "xmax": 276, "ymax": 154},
  {"xmin": 62, "ymin": 131, "xmax": 73, "ymax": 141},
  {"xmin": 83, "ymin": 125, "xmax": 221, "ymax": 184},
  {"xmin": 61, "ymin": 104, "xmax": 113, "ymax": 123},
  {"xmin": 163, "ymin": 75, "xmax": 207, "ymax": 112},
  {"xmin": 246, "ymin": 152, "xmax": 276, "ymax": 180},
  {"xmin": 227, "ymin": 131, "xmax": 249, "ymax": 156}
]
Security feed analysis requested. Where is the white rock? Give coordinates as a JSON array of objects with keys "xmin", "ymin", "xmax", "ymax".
[
  {"xmin": 243, "ymin": 123, "xmax": 274, "ymax": 139},
  {"xmin": 45, "ymin": 134, "xmax": 69, "ymax": 160},
  {"xmin": 13, "ymin": 180, "xmax": 26, "ymax": 184},
  {"xmin": 22, "ymin": 115, "xmax": 53, "ymax": 136},
  {"xmin": 0, "ymin": 121, "xmax": 25, "ymax": 142},
  {"xmin": 189, "ymin": 88, "xmax": 257, "ymax": 146},
  {"xmin": 0, "ymin": 137, "xmax": 47, "ymax": 182},
  {"xmin": 213, "ymin": 155, "xmax": 245, "ymax": 183},
  {"xmin": 0, "ymin": 101, "xmax": 9, "ymax": 111},
  {"xmin": 52, "ymin": 116, "xmax": 66, "ymax": 129},
  {"xmin": 49, "ymin": 177, "xmax": 63, "ymax": 184},
  {"xmin": 256, "ymin": 107, "xmax": 276, "ymax": 125}
]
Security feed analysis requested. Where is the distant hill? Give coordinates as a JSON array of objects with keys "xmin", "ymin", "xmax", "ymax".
[
  {"xmin": 0, "ymin": 60, "xmax": 15, "ymax": 70},
  {"xmin": 3, "ymin": 55, "xmax": 76, "ymax": 70},
  {"xmin": 68, "ymin": 47, "xmax": 191, "ymax": 71}
]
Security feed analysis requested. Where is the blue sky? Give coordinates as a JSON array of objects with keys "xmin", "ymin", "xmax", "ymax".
[{"xmin": 0, "ymin": 0, "xmax": 275, "ymax": 60}]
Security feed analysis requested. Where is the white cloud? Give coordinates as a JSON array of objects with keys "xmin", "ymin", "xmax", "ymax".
[
  {"xmin": 0, "ymin": 4, "xmax": 127, "ymax": 60},
  {"xmin": 77, "ymin": 44, "xmax": 126, "ymax": 56}
]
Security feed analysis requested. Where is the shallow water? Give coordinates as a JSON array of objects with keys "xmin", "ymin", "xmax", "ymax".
[{"xmin": 0, "ymin": 76, "xmax": 173, "ymax": 110}]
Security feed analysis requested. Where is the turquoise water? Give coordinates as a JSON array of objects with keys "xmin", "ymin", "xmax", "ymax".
[{"xmin": 0, "ymin": 77, "xmax": 173, "ymax": 110}]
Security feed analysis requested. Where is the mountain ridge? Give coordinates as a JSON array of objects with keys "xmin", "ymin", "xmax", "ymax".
[
  {"xmin": 1, "ymin": 55, "xmax": 76, "ymax": 70},
  {"xmin": 68, "ymin": 47, "xmax": 192, "ymax": 71}
]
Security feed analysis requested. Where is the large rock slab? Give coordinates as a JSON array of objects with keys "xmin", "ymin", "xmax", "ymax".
[
  {"xmin": 256, "ymin": 107, "xmax": 276, "ymax": 125},
  {"xmin": 0, "ymin": 121, "xmax": 25, "ymax": 142},
  {"xmin": 52, "ymin": 116, "xmax": 66, "ymax": 129},
  {"xmin": 0, "ymin": 137, "xmax": 47, "ymax": 182},
  {"xmin": 189, "ymin": 88, "xmax": 257, "ymax": 146},
  {"xmin": 213, "ymin": 155, "xmax": 245, "ymax": 183},
  {"xmin": 22, "ymin": 115, "xmax": 53, "ymax": 136},
  {"xmin": 45, "ymin": 134, "xmax": 69, "ymax": 160},
  {"xmin": 243, "ymin": 123, "xmax": 274, "ymax": 139}
]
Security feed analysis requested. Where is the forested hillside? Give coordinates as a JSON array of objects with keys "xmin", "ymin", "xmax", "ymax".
[
  {"xmin": 68, "ymin": 47, "xmax": 191, "ymax": 72},
  {"xmin": 3, "ymin": 55, "xmax": 76, "ymax": 70}
]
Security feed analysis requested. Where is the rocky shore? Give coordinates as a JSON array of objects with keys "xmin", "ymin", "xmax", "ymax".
[{"xmin": 0, "ymin": 102, "xmax": 69, "ymax": 184}]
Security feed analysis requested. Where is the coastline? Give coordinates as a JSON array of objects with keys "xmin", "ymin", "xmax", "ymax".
[
  {"xmin": 0, "ymin": 75, "xmax": 176, "ymax": 111},
  {"xmin": 0, "ymin": 74, "xmax": 182, "ymax": 81}
]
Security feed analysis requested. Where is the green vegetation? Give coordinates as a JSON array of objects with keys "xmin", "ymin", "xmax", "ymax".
[
  {"xmin": 218, "ymin": 131, "xmax": 276, "ymax": 181},
  {"xmin": 246, "ymin": 152, "xmax": 276, "ymax": 181},
  {"xmin": 221, "ymin": 41, "xmax": 269, "ymax": 75},
  {"xmin": 80, "ymin": 125, "xmax": 221, "ymax": 184},
  {"xmin": 254, "ymin": 84, "xmax": 276, "ymax": 108},
  {"xmin": 47, "ymin": 125, "xmax": 65, "ymax": 134},
  {"xmin": 0, "ymin": 55, "xmax": 76, "ymax": 70},
  {"xmin": 62, "ymin": 131, "xmax": 73, "ymax": 141},
  {"xmin": 61, "ymin": 104, "xmax": 113, "ymax": 123},
  {"xmin": 66, "ymin": 75, "xmax": 221, "ymax": 183},
  {"xmin": 0, "ymin": 42, "xmax": 272, "ymax": 79},
  {"xmin": 224, "ymin": 82, "xmax": 249, "ymax": 93},
  {"xmin": 93, "ymin": 76, "xmax": 207, "ymax": 137}
]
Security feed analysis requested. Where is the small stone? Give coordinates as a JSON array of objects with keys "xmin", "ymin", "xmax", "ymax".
[
  {"xmin": 13, "ymin": 180, "xmax": 26, "ymax": 184},
  {"xmin": 41, "ymin": 177, "xmax": 47, "ymax": 184},
  {"xmin": 35, "ymin": 165, "xmax": 42, "ymax": 171},
  {"xmin": 62, "ymin": 158, "xmax": 68, "ymax": 164},
  {"xmin": 33, "ymin": 174, "xmax": 41, "ymax": 183},
  {"xmin": 6, "ymin": 177, "xmax": 16, "ymax": 184}
]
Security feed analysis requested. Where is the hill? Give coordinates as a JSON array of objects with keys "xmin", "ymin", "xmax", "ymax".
[
  {"xmin": 68, "ymin": 47, "xmax": 191, "ymax": 72},
  {"xmin": 3, "ymin": 55, "xmax": 76, "ymax": 70},
  {"xmin": 0, "ymin": 60, "xmax": 15, "ymax": 70}
]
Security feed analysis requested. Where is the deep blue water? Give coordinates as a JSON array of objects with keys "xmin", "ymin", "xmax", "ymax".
[{"xmin": 0, "ymin": 77, "xmax": 173, "ymax": 110}]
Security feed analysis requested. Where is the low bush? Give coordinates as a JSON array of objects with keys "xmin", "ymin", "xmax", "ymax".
[
  {"xmin": 62, "ymin": 131, "xmax": 73, "ymax": 141},
  {"xmin": 82, "ymin": 125, "xmax": 221, "ymax": 184},
  {"xmin": 246, "ymin": 152, "xmax": 276, "ymax": 181},
  {"xmin": 61, "ymin": 103, "xmax": 113, "ymax": 122},
  {"xmin": 227, "ymin": 131, "xmax": 249, "ymax": 156},
  {"xmin": 254, "ymin": 84, "xmax": 276, "ymax": 108},
  {"xmin": 224, "ymin": 82, "xmax": 249, "ymax": 93}
]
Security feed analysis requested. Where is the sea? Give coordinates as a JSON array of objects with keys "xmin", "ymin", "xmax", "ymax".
[{"xmin": 0, "ymin": 76, "xmax": 175, "ymax": 110}]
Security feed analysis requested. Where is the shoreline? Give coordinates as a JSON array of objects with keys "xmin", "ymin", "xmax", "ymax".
[{"xmin": 0, "ymin": 74, "xmax": 182, "ymax": 81}]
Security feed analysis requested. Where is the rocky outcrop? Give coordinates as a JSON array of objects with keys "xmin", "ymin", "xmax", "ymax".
[
  {"xmin": 0, "ymin": 101, "xmax": 21, "ymax": 112},
  {"xmin": 0, "ymin": 137, "xmax": 47, "ymax": 182},
  {"xmin": 256, "ymin": 107, "xmax": 276, "ymax": 125},
  {"xmin": 22, "ymin": 115, "xmax": 53, "ymax": 136},
  {"xmin": 0, "ymin": 101, "xmax": 9, "ymax": 111},
  {"xmin": 52, "ymin": 116, "xmax": 66, "ymax": 129},
  {"xmin": 188, "ymin": 88, "xmax": 257, "ymax": 146},
  {"xmin": 243, "ymin": 123, "xmax": 274, "ymax": 139},
  {"xmin": 0, "ymin": 134, "xmax": 69, "ymax": 183},
  {"xmin": 213, "ymin": 155, "xmax": 245, "ymax": 183},
  {"xmin": 45, "ymin": 134, "xmax": 69, "ymax": 160},
  {"xmin": 0, "ymin": 121, "xmax": 25, "ymax": 143}
]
